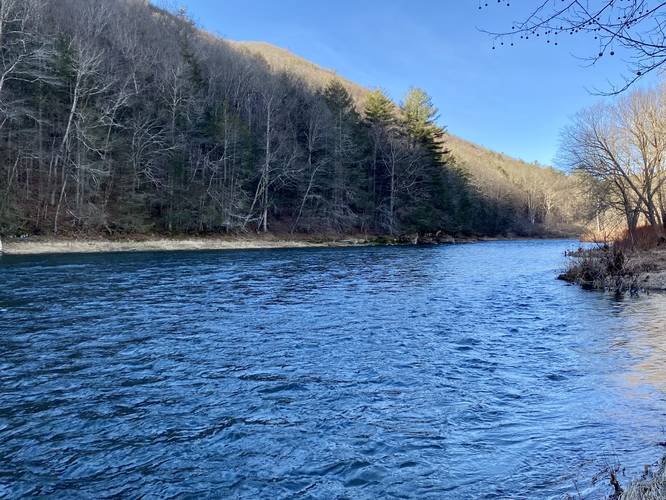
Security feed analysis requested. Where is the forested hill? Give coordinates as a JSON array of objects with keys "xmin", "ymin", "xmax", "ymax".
[
  {"xmin": 230, "ymin": 41, "xmax": 367, "ymax": 101},
  {"xmin": 0, "ymin": 0, "xmax": 583, "ymax": 238},
  {"xmin": 236, "ymin": 41, "xmax": 587, "ymax": 237}
]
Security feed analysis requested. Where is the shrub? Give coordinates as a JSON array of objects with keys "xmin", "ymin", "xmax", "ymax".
[{"xmin": 616, "ymin": 225, "xmax": 666, "ymax": 252}]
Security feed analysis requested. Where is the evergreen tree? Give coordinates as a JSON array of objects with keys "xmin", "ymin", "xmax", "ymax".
[
  {"xmin": 364, "ymin": 89, "xmax": 395, "ymax": 125},
  {"xmin": 363, "ymin": 89, "xmax": 395, "ymax": 227},
  {"xmin": 402, "ymin": 87, "xmax": 441, "ymax": 142},
  {"xmin": 323, "ymin": 79, "xmax": 364, "ymax": 229},
  {"xmin": 397, "ymin": 88, "xmax": 450, "ymax": 231}
]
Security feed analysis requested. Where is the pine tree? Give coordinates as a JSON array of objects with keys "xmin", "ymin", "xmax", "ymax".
[
  {"xmin": 399, "ymin": 88, "xmax": 452, "ymax": 232},
  {"xmin": 363, "ymin": 89, "xmax": 395, "ymax": 227},
  {"xmin": 364, "ymin": 89, "xmax": 394, "ymax": 125}
]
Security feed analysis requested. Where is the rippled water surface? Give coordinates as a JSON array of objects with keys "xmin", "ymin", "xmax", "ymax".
[{"xmin": 2, "ymin": 240, "xmax": 666, "ymax": 498}]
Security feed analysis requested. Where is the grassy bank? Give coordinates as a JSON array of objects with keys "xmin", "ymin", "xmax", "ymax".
[{"xmin": 595, "ymin": 456, "xmax": 666, "ymax": 499}]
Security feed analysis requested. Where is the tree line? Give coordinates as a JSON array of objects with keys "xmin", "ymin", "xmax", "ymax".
[{"xmin": 0, "ymin": 0, "xmax": 571, "ymax": 238}]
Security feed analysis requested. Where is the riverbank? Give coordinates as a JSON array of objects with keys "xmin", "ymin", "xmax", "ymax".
[
  {"xmin": 0, "ymin": 233, "xmax": 575, "ymax": 256},
  {"xmin": 558, "ymin": 242, "xmax": 666, "ymax": 293},
  {"xmin": 0, "ymin": 235, "xmax": 378, "ymax": 255},
  {"xmin": 619, "ymin": 456, "xmax": 666, "ymax": 499}
]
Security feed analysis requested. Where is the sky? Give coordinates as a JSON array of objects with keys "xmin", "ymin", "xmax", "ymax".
[{"xmin": 173, "ymin": 0, "xmax": 660, "ymax": 167}]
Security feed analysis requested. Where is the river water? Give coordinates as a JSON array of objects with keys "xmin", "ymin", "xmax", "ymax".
[{"xmin": 1, "ymin": 240, "xmax": 665, "ymax": 498}]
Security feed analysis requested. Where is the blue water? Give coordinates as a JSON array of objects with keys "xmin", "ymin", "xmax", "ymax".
[{"xmin": 1, "ymin": 240, "xmax": 666, "ymax": 498}]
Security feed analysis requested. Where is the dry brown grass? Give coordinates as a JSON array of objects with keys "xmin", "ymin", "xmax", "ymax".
[
  {"xmin": 561, "ymin": 225, "xmax": 666, "ymax": 292},
  {"xmin": 560, "ymin": 244, "xmax": 661, "ymax": 292},
  {"xmin": 621, "ymin": 458, "xmax": 666, "ymax": 500},
  {"xmin": 1, "ymin": 235, "xmax": 373, "ymax": 255},
  {"xmin": 615, "ymin": 225, "xmax": 666, "ymax": 252}
]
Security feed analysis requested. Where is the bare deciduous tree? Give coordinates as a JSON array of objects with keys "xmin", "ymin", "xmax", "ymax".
[
  {"xmin": 485, "ymin": 1, "xmax": 666, "ymax": 93},
  {"xmin": 560, "ymin": 85, "xmax": 666, "ymax": 239}
]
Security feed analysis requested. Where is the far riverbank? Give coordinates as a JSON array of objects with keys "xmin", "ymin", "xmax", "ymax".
[
  {"xmin": 0, "ymin": 233, "xmax": 576, "ymax": 256},
  {"xmin": 0, "ymin": 235, "xmax": 371, "ymax": 255}
]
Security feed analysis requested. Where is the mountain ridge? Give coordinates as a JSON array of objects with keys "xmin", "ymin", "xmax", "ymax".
[{"xmin": 234, "ymin": 40, "xmax": 548, "ymax": 166}]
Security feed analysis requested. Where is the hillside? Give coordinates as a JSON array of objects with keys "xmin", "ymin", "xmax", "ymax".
[
  {"xmin": 443, "ymin": 135, "xmax": 586, "ymax": 235},
  {"xmin": 229, "ymin": 41, "xmax": 367, "ymax": 101},
  {"xmin": 0, "ymin": 0, "xmax": 584, "ymax": 239},
  {"xmin": 235, "ymin": 41, "xmax": 586, "ymax": 236}
]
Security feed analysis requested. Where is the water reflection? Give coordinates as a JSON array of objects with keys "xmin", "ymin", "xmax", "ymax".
[{"xmin": 603, "ymin": 294, "xmax": 666, "ymax": 394}]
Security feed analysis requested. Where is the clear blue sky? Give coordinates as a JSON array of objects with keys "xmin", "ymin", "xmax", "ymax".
[{"xmin": 173, "ymin": 0, "xmax": 659, "ymax": 167}]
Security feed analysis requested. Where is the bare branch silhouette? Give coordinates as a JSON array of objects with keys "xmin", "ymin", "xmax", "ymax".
[{"xmin": 481, "ymin": 1, "xmax": 666, "ymax": 94}]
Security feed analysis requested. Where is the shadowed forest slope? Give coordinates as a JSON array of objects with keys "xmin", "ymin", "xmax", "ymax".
[
  {"xmin": 0, "ymin": 0, "xmax": 584, "ymax": 238},
  {"xmin": 236, "ymin": 41, "xmax": 586, "ymax": 237},
  {"xmin": 444, "ymin": 135, "xmax": 586, "ymax": 236}
]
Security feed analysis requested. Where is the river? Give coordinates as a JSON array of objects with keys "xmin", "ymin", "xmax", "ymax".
[{"xmin": 1, "ymin": 240, "xmax": 665, "ymax": 498}]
